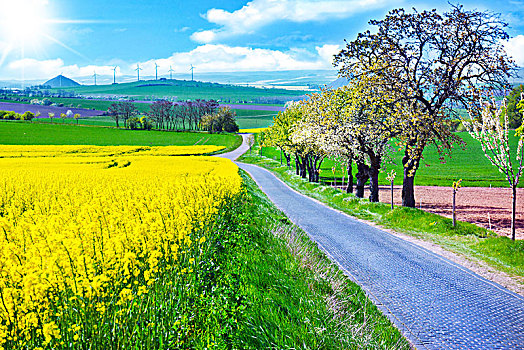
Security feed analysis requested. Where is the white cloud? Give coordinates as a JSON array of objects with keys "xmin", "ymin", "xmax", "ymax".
[
  {"xmin": 5, "ymin": 58, "xmax": 122, "ymax": 80},
  {"xmin": 137, "ymin": 44, "xmax": 337, "ymax": 73},
  {"xmin": 7, "ymin": 58, "xmax": 66, "ymax": 79},
  {"xmin": 174, "ymin": 26, "xmax": 191, "ymax": 33},
  {"xmin": 191, "ymin": 0, "xmax": 400, "ymax": 43},
  {"xmin": 316, "ymin": 44, "xmax": 341, "ymax": 67},
  {"xmin": 190, "ymin": 30, "xmax": 217, "ymax": 43},
  {"xmin": 504, "ymin": 35, "xmax": 524, "ymax": 67},
  {"xmin": 2, "ymin": 44, "xmax": 338, "ymax": 82}
]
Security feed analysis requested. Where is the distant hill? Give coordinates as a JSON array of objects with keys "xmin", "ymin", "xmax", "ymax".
[
  {"xmin": 43, "ymin": 75, "xmax": 81, "ymax": 88},
  {"xmin": 47, "ymin": 79, "xmax": 309, "ymax": 104}
]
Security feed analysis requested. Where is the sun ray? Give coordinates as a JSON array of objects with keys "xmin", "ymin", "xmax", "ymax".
[
  {"xmin": 42, "ymin": 34, "xmax": 90, "ymax": 62},
  {"xmin": 0, "ymin": 43, "xmax": 13, "ymax": 68}
]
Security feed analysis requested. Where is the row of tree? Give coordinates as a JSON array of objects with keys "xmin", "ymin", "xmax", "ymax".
[
  {"xmin": 263, "ymin": 5, "xmax": 516, "ymax": 209},
  {"xmin": 148, "ymin": 100, "xmax": 220, "ymax": 131},
  {"xmin": 107, "ymin": 99, "xmax": 239, "ymax": 133}
]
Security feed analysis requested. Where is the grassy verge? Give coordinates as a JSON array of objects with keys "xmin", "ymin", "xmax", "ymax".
[
  {"xmin": 0, "ymin": 121, "xmax": 242, "ymax": 153},
  {"xmin": 239, "ymin": 149, "xmax": 524, "ymax": 282},
  {"xmin": 232, "ymin": 171, "xmax": 410, "ymax": 348}
]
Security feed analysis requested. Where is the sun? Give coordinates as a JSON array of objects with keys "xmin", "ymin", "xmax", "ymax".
[{"xmin": 0, "ymin": 0, "xmax": 50, "ymax": 46}]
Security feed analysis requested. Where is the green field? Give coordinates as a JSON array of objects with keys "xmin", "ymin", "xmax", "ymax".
[
  {"xmin": 0, "ymin": 121, "xmax": 241, "ymax": 150},
  {"xmin": 260, "ymin": 132, "xmax": 524, "ymax": 188},
  {"xmin": 235, "ymin": 109, "xmax": 276, "ymax": 129},
  {"xmin": 49, "ymin": 79, "xmax": 308, "ymax": 102}
]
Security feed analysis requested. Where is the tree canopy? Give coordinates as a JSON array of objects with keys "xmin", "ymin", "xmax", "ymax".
[{"xmin": 334, "ymin": 4, "xmax": 516, "ymax": 207}]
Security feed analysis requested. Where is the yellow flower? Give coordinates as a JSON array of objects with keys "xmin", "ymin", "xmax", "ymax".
[{"xmin": 0, "ymin": 146, "xmax": 242, "ymax": 344}]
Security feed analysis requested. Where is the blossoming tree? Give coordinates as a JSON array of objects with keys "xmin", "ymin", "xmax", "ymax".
[{"xmin": 463, "ymin": 98, "xmax": 524, "ymax": 240}]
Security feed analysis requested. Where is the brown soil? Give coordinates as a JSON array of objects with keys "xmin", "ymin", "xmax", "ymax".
[{"xmin": 358, "ymin": 185, "xmax": 524, "ymax": 240}]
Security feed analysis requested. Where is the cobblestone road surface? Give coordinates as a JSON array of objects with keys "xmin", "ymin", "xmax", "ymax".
[{"xmin": 237, "ymin": 162, "xmax": 524, "ymax": 349}]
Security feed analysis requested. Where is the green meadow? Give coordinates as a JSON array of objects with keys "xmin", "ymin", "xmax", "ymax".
[
  {"xmin": 0, "ymin": 122, "xmax": 242, "ymax": 151},
  {"xmin": 259, "ymin": 132, "xmax": 524, "ymax": 188}
]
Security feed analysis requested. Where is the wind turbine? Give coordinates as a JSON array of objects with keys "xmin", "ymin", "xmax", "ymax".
[
  {"xmin": 135, "ymin": 64, "xmax": 142, "ymax": 81},
  {"xmin": 155, "ymin": 62, "xmax": 159, "ymax": 80},
  {"xmin": 112, "ymin": 66, "xmax": 118, "ymax": 84},
  {"xmin": 190, "ymin": 64, "xmax": 195, "ymax": 81},
  {"xmin": 93, "ymin": 71, "xmax": 97, "ymax": 86},
  {"xmin": 168, "ymin": 66, "xmax": 174, "ymax": 80}
]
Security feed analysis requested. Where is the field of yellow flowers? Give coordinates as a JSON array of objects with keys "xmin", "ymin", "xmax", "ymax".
[{"xmin": 0, "ymin": 145, "xmax": 241, "ymax": 349}]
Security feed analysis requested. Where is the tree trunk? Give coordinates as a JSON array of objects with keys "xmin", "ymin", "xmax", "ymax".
[
  {"xmin": 355, "ymin": 162, "xmax": 369, "ymax": 198},
  {"xmin": 284, "ymin": 152, "xmax": 291, "ymax": 167},
  {"xmin": 346, "ymin": 159, "xmax": 354, "ymax": 194},
  {"xmin": 511, "ymin": 185, "xmax": 517, "ymax": 241},
  {"xmin": 368, "ymin": 154, "xmax": 381, "ymax": 203},
  {"xmin": 368, "ymin": 166, "xmax": 379, "ymax": 202},
  {"xmin": 295, "ymin": 155, "xmax": 300, "ymax": 175},
  {"xmin": 306, "ymin": 156, "xmax": 313, "ymax": 182},
  {"xmin": 300, "ymin": 155, "xmax": 307, "ymax": 179},
  {"xmin": 306, "ymin": 155, "xmax": 315, "ymax": 181},
  {"xmin": 314, "ymin": 156, "xmax": 323, "ymax": 183},
  {"xmin": 402, "ymin": 172, "xmax": 416, "ymax": 207},
  {"xmin": 295, "ymin": 154, "xmax": 307, "ymax": 178},
  {"xmin": 401, "ymin": 144, "xmax": 421, "ymax": 208}
]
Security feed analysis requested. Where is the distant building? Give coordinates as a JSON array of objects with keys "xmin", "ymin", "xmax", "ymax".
[{"xmin": 43, "ymin": 75, "xmax": 81, "ymax": 88}]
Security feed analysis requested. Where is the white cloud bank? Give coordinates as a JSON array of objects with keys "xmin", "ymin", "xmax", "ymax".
[
  {"xmin": 137, "ymin": 44, "xmax": 341, "ymax": 73},
  {"xmin": 191, "ymin": 0, "xmax": 400, "ymax": 43},
  {"xmin": 2, "ymin": 44, "xmax": 341, "ymax": 81},
  {"xmin": 504, "ymin": 35, "xmax": 524, "ymax": 67},
  {"xmin": 5, "ymin": 58, "xmax": 121, "ymax": 80}
]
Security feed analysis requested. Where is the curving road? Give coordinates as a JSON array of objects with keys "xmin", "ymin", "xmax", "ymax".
[
  {"xmin": 237, "ymin": 162, "xmax": 524, "ymax": 349},
  {"xmin": 219, "ymin": 136, "xmax": 524, "ymax": 349},
  {"xmin": 216, "ymin": 133, "xmax": 253, "ymax": 161}
]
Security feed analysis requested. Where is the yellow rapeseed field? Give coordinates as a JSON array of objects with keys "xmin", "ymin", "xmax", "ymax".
[
  {"xmin": 0, "ymin": 145, "xmax": 241, "ymax": 348},
  {"xmin": 0, "ymin": 144, "xmax": 225, "ymax": 158}
]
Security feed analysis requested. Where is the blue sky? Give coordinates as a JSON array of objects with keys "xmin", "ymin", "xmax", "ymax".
[{"xmin": 0, "ymin": 0, "xmax": 523, "ymax": 81}]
